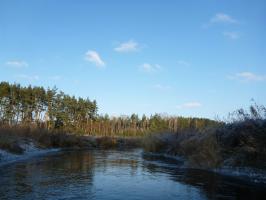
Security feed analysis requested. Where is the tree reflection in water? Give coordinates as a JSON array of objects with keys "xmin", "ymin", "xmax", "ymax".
[{"xmin": 0, "ymin": 149, "xmax": 265, "ymax": 200}]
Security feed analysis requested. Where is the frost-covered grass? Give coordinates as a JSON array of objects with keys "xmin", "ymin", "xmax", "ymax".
[
  {"xmin": 142, "ymin": 130, "xmax": 222, "ymax": 168},
  {"xmin": 0, "ymin": 126, "xmax": 96, "ymax": 150},
  {"xmin": 0, "ymin": 126, "xmax": 141, "ymax": 166},
  {"xmin": 0, "ymin": 125, "xmax": 142, "ymax": 161},
  {"xmin": 0, "ymin": 129, "xmax": 24, "ymax": 154},
  {"xmin": 0, "ymin": 142, "xmax": 59, "ymax": 166},
  {"xmin": 143, "ymin": 104, "xmax": 266, "ymax": 171},
  {"xmin": 214, "ymin": 166, "xmax": 266, "ymax": 184},
  {"xmin": 0, "ymin": 126, "xmax": 62, "ymax": 165}
]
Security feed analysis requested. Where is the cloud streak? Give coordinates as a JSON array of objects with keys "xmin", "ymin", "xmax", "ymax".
[
  {"xmin": 228, "ymin": 72, "xmax": 266, "ymax": 82},
  {"xmin": 202, "ymin": 13, "xmax": 239, "ymax": 29},
  {"xmin": 177, "ymin": 60, "xmax": 190, "ymax": 67},
  {"xmin": 85, "ymin": 50, "xmax": 105, "ymax": 67},
  {"xmin": 114, "ymin": 40, "xmax": 140, "ymax": 52},
  {"xmin": 49, "ymin": 75, "xmax": 61, "ymax": 81},
  {"xmin": 176, "ymin": 102, "xmax": 202, "ymax": 109},
  {"xmin": 223, "ymin": 31, "xmax": 239, "ymax": 39},
  {"xmin": 210, "ymin": 13, "xmax": 238, "ymax": 24},
  {"xmin": 15, "ymin": 74, "xmax": 39, "ymax": 81},
  {"xmin": 5, "ymin": 60, "xmax": 29, "ymax": 68},
  {"xmin": 139, "ymin": 63, "xmax": 161, "ymax": 73}
]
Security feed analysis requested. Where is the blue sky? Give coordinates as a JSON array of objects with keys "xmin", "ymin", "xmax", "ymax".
[{"xmin": 0, "ymin": 0, "xmax": 265, "ymax": 119}]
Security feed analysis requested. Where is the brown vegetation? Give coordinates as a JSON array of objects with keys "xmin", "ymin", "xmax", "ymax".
[
  {"xmin": 0, "ymin": 124, "xmax": 142, "ymax": 154},
  {"xmin": 143, "ymin": 104, "xmax": 266, "ymax": 170}
]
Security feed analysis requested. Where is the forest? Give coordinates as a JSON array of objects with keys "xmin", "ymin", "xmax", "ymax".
[
  {"xmin": 0, "ymin": 81, "xmax": 265, "ymax": 172},
  {"xmin": 0, "ymin": 82, "xmax": 219, "ymax": 136}
]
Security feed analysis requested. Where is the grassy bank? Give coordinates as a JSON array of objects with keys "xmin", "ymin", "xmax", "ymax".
[
  {"xmin": 0, "ymin": 125, "xmax": 142, "ymax": 155},
  {"xmin": 143, "ymin": 104, "xmax": 266, "ymax": 170}
]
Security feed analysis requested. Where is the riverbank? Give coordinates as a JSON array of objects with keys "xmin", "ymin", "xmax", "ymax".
[
  {"xmin": 142, "ymin": 117, "xmax": 266, "ymax": 184},
  {"xmin": 0, "ymin": 142, "xmax": 60, "ymax": 167},
  {"xmin": 1, "ymin": 110, "xmax": 265, "ymax": 184},
  {"xmin": 1, "ymin": 118, "xmax": 265, "ymax": 168},
  {"xmin": 0, "ymin": 126, "xmax": 142, "ymax": 166}
]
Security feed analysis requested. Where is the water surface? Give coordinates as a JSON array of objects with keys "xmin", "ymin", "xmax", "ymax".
[{"xmin": 0, "ymin": 149, "xmax": 265, "ymax": 200}]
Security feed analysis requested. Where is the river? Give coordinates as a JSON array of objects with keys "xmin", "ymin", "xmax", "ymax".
[{"xmin": 0, "ymin": 149, "xmax": 265, "ymax": 200}]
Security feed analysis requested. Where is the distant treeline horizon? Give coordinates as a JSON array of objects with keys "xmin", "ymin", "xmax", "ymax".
[{"xmin": 0, "ymin": 81, "xmax": 219, "ymax": 136}]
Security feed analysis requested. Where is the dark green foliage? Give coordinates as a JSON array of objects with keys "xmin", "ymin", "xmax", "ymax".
[
  {"xmin": 0, "ymin": 81, "xmax": 219, "ymax": 136},
  {"xmin": 0, "ymin": 82, "xmax": 97, "ymax": 132}
]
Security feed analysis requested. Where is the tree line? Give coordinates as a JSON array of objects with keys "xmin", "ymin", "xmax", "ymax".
[{"xmin": 0, "ymin": 82, "xmax": 219, "ymax": 136}]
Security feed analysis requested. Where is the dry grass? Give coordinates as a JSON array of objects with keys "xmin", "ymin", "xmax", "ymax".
[
  {"xmin": 217, "ymin": 119, "xmax": 266, "ymax": 169},
  {"xmin": 0, "ymin": 125, "xmax": 142, "ymax": 153},
  {"xmin": 0, "ymin": 125, "xmax": 95, "ymax": 151},
  {"xmin": 142, "ymin": 133, "xmax": 170, "ymax": 153},
  {"xmin": 0, "ymin": 126, "xmax": 25, "ymax": 154},
  {"xmin": 143, "ymin": 118, "xmax": 266, "ymax": 169},
  {"xmin": 142, "ymin": 130, "xmax": 222, "ymax": 168}
]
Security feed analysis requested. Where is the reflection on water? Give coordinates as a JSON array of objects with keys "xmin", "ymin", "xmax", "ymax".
[{"xmin": 0, "ymin": 149, "xmax": 265, "ymax": 200}]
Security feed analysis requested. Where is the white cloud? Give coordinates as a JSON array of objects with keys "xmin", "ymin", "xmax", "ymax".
[
  {"xmin": 223, "ymin": 31, "xmax": 239, "ymax": 39},
  {"xmin": 176, "ymin": 102, "xmax": 202, "ymax": 109},
  {"xmin": 84, "ymin": 50, "xmax": 105, "ymax": 67},
  {"xmin": 114, "ymin": 40, "xmax": 139, "ymax": 52},
  {"xmin": 210, "ymin": 13, "xmax": 238, "ymax": 24},
  {"xmin": 202, "ymin": 13, "xmax": 239, "ymax": 29},
  {"xmin": 139, "ymin": 63, "xmax": 161, "ymax": 73},
  {"xmin": 177, "ymin": 60, "xmax": 190, "ymax": 67},
  {"xmin": 5, "ymin": 60, "xmax": 29, "ymax": 68},
  {"xmin": 229, "ymin": 72, "xmax": 266, "ymax": 81},
  {"xmin": 15, "ymin": 74, "xmax": 39, "ymax": 81},
  {"xmin": 153, "ymin": 84, "xmax": 171, "ymax": 91}
]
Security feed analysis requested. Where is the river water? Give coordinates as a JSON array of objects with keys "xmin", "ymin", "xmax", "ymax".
[{"xmin": 0, "ymin": 149, "xmax": 265, "ymax": 200}]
